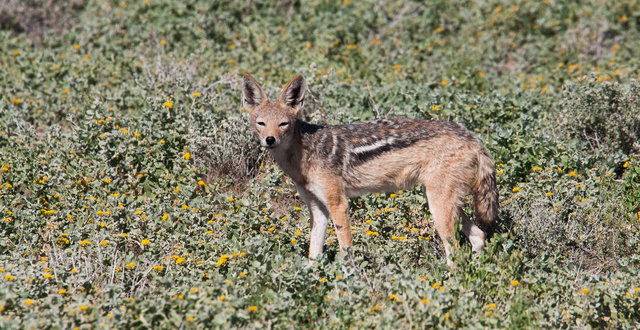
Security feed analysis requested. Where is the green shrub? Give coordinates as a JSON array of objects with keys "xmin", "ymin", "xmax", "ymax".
[{"xmin": 556, "ymin": 78, "xmax": 640, "ymax": 157}]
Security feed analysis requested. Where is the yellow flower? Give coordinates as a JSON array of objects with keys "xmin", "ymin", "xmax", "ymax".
[
  {"xmin": 219, "ymin": 296, "xmax": 226, "ymax": 301},
  {"xmin": 197, "ymin": 180, "xmax": 207, "ymax": 187},
  {"xmin": 153, "ymin": 265, "xmax": 164, "ymax": 271},
  {"xmin": 5, "ymin": 274, "xmax": 15, "ymax": 281},
  {"xmin": 546, "ymin": 192, "xmax": 553, "ymax": 196},
  {"xmin": 79, "ymin": 305, "xmax": 88, "ymax": 310},
  {"xmin": 125, "ymin": 263, "xmax": 136, "ymax": 269},
  {"xmin": 10, "ymin": 98, "xmax": 21, "ymax": 104},
  {"xmin": 43, "ymin": 273, "xmax": 53, "ymax": 279},
  {"xmin": 100, "ymin": 240, "xmax": 108, "ymax": 246},
  {"xmin": 369, "ymin": 305, "xmax": 382, "ymax": 313},
  {"xmin": 186, "ymin": 317, "xmax": 195, "ymax": 322},
  {"xmin": 141, "ymin": 238, "xmax": 150, "ymax": 246},
  {"xmin": 176, "ymin": 257, "xmax": 186, "ymax": 264},
  {"xmin": 366, "ymin": 231, "xmax": 379, "ymax": 236},
  {"xmin": 512, "ymin": 187, "xmax": 521, "ymax": 192},
  {"xmin": 162, "ymin": 213, "xmax": 168, "ymax": 220},
  {"xmin": 79, "ymin": 240, "xmax": 91, "ymax": 246},
  {"xmin": 70, "ymin": 268, "xmax": 79, "ymax": 273},
  {"xmin": 488, "ymin": 303, "xmax": 496, "ymax": 309},
  {"xmin": 432, "ymin": 282, "xmax": 442, "ymax": 289},
  {"xmin": 193, "ymin": 92, "xmax": 202, "ymax": 97},
  {"xmin": 25, "ymin": 299, "xmax": 34, "ymax": 306},
  {"xmin": 183, "ymin": 152, "xmax": 191, "ymax": 160},
  {"xmin": 163, "ymin": 101, "xmax": 173, "ymax": 108},
  {"xmin": 441, "ymin": 80, "xmax": 448, "ymax": 86},
  {"xmin": 389, "ymin": 193, "xmax": 397, "ymax": 198},
  {"xmin": 389, "ymin": 294, "xmax": 398, "ymax": 300},
  {"xmin": 511, "ymin": 280, "xmax": 520, "ymax": 286},
  {"xmin": 59, "ymin": 289, "xmax": 68, "ymax": 294},
  {"xmin": 248, "ymin": 306, "xmax": 258, "ymax": 312},
  {"xmin": 421, "ymin": 298, "xmax": 429, "ymax": 303},
  {"xmin": 579, "ymin": 288, "xmax": 589, "ymax": 294}
]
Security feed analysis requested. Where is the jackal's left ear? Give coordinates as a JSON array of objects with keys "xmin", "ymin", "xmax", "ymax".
[
  {"xmin": 279, "ymin": 75, "xmax": 305, "ymax": 114},
  {"xmin": 242, "ymin": 73, "xmax": 267, "ymax": 112}
]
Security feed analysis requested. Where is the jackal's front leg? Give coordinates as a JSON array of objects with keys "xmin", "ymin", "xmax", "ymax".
[
  {"xmin": 327, "ymin": 191, "xmax": 352, "ymax": 251},
  {"xmin": 296, "ymin": 184, "xmax": 330, "ymax": 259}
]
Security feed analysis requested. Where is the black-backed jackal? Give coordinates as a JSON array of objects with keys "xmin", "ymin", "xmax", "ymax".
[{"xmin": 242, "ymin": 74, "xmax": 499, "ymax": 266}]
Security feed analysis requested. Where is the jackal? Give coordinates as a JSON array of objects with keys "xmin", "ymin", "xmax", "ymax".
[{"xmin": 242, "ymin": 74, "xmax": 498, "ymax": 266}]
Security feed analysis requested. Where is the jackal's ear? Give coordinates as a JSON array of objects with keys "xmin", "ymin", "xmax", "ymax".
[
  {"xmin": 242, "ymin": 73, "xmax": 267, "ymax": 111},
  {"xmin": 279, "ymin": 75, "xmax": 305, "ymax": 114}
]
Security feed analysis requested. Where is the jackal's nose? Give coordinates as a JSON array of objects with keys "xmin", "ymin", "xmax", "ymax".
[{"xmin": 265, "ymin": 136, "xmax": 276, "ymax": 146}]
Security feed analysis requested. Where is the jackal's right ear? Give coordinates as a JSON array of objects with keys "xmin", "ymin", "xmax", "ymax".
[{"xmin": 242, "ymin": 74, "xmax": 267, "ymax": 111}]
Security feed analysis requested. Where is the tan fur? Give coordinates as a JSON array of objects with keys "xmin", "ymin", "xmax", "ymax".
[{"xmin": 242, "ymin": 74, "xmax": 499, "ymax": 266}]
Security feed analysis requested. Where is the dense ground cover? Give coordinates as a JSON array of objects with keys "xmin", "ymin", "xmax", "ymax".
[{"xmin": 1, "ymin": 0, "xmax": 639, "ymax": 328}]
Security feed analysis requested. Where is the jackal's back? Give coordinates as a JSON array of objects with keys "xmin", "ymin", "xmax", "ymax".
[{"xmin": 299, "ymin": 118, "xmax": 476, "ymax": 171}]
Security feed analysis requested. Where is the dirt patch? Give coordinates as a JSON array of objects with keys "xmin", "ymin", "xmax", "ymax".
[{"xmin": 0, "ymin": 0, "xmax": 85, "ymax": 42}]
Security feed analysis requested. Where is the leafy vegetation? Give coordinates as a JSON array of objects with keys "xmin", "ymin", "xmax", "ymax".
[{"xmin": 1, "ymin": 0, "xmax": 639, "ymax": 328}]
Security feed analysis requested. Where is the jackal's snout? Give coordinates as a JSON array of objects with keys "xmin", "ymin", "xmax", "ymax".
[
  {"xmin": 265, "ymin": 136, "xmax": 276, "ymax": 146},
  {"xmin": 259, "ymin": 135, "xmax": 280, "ymax": 148}
]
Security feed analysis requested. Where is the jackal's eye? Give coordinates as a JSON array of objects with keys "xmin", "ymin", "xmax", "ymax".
[
  {"xmin": 256, "ymin": 121, "xmax": 265, "ymax": 127},
  {"xmin": 279, "ymin": 122, "xmax": 289, "ymax": 127}
]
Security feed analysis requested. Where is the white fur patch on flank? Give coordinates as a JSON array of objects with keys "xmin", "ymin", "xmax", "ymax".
[
  {"xmin": 330, "ymin": 133, "xmax": 338, "ymax": 158},
  {"xmin": 351, "ymin": 137, "xmax": 396, "ymax": 155}
]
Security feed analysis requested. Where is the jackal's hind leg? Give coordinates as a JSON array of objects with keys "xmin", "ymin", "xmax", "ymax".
[
  {"xmin": 424, "ymin": 187, "xmax": 460, "ymax": 267},
  {"xmin": 459, "ymin": 209, "xmax": 486, "ymax": 252}
]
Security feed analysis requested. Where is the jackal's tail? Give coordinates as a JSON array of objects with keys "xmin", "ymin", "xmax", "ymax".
[{"xmin": 473, "ymin": 148, "xmax": 499, "ymax": 226}]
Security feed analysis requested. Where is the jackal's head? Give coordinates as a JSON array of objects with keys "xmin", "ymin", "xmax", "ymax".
[{"xmin": 242, "ymin": 74, "xmax": 304, "ymax": 149}]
